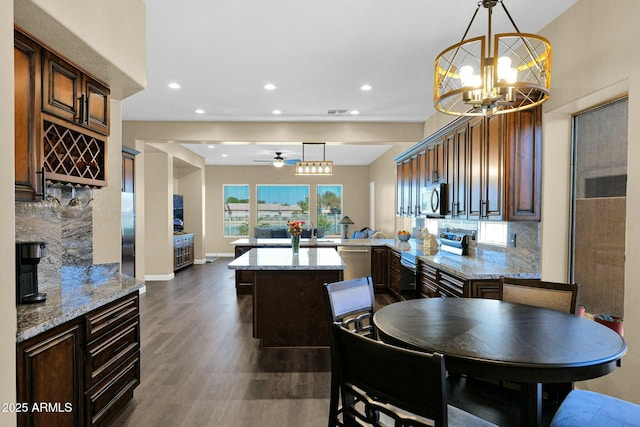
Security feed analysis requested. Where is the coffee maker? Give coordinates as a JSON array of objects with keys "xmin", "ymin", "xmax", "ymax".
[{"xmin": 16, "ymin": 241, "xmax": 48, "ymax": 304}]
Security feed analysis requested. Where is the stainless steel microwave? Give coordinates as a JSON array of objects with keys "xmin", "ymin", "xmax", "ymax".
[{"xmin": 421, "ymin": 183, "xmax": 447, "ymax": 217}]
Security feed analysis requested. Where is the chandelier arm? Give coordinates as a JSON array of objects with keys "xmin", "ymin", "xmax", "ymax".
[
  {"xmin": 459, "ymin": 3, "xmax": 482, "ymax": 43},
  {"xmin": 499, "ymin": 1, "xmax": 521, "ymax": 33},
  {"xmin": 438, "ymin": 3, "xmax": 482, "ymax": 90},
  {"xmin": 500, "ymin": 2, "xmax": 545, "ymax": 74}
]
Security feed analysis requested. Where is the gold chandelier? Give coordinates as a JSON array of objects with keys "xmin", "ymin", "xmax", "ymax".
[{"xmin": 434, "ymin": 0, "xmax": 552, "ymax": 116}]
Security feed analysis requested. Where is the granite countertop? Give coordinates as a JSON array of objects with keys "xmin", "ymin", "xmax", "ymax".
[
  {"xmin": 228, "ymin": 247, "xmax": 345, "ymax": 271},
  {"xmin": 230, "ymin": 237, "xmax": 539, "ymax": 280},
  {"xmin": 230, "ymin": 237, "xmax": 395, "ymax": 247},
  {"xmin": 17, "ymin": 265, "xmax": 144, "ymax": 343}
]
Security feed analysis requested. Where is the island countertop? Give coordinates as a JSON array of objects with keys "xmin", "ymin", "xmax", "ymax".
[
  {"xmin": 17, "ymin": 265, "xmax": 144, "ymax": 343},
  {"xmin": 228, "ymin": 247, "xmax": 345, "ymax": 271}
]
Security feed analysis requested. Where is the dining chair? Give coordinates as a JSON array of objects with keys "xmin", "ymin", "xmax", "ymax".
[
  {"xmin": 499, "ymin": 277, "xmax": 579, "ymax": 314},
  {"xmin": 331, "ymin": 323, "xmax": 497, "ymax": 427},
  {"xmin": 324, "ymin": 276, "xmax": 376, "ymax": 427},
  {"xmin": 550, "ymin": 389, "xmax": 640, "ymax": 426},
  {"xmin": 324, "ymin": 276, "xmax": 376, "ymax": 337}
]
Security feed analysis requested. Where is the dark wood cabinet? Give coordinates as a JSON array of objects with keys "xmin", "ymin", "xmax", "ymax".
[
  {"xmin": 14, "ymin": 29, "xmax": 110, "ymax": 192},
  {"xmin": 84, "ymin": 294, "xmax": 140, "ymax": 427},
  {"xmin": 234, "ymin": 246, "xmax": 254, "ymax": 294},
  {"xmin": 445, "ymin": 125, "xmax": 469, "ymax": 218},
  {"xmin": 17, "ymin": 320, "xmax": 84, "ymax": 427},
  {"xmin": 505, "ymin": 106, "xmax": 542, "ymax": 221},
  {"xmin": 418, "ymin": 260, "xmax": 499, "ymax": 299},
  {"xmin": 371, "ymin": 246, "xmax": 389, "ymax": 292},
  {"xmin": 14, "ymin": 30, "xmax": 42, "ymax": 202},
  {"xmin": 17, "ymin": 293, "xmax": 140, "ymax": 427},
  {"xmin": 396, "ymin": 106, "xmax": 541, "ymax": 221},
  {"xmin": 468, "ymin": 115, "xmax": 504, "ymax": 220},
  {"xmin": 388, "ymin": 249, "xmax": 402, "ymax": 299},
  {"xmin": 42, "ymin": 50, "xmax": 110, "ymax": 136}
]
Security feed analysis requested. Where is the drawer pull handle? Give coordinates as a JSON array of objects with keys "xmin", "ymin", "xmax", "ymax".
[{"xmin": 112, "ymin": 342, "xmax": 129, "ymax": 356}]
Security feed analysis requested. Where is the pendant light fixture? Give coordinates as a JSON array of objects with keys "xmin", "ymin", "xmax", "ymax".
[
  {"xmin": 295, "ymin": 143, "xmax": 333, "ymax": 176},
  {"xmin": 434, "ymin": 0, "xmax": 551, "ymax": 116}
]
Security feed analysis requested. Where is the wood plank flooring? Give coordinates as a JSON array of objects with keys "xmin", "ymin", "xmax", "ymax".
[{"xmin": 110, "ymin": 258, "xmax": 546, "ymax": 427}]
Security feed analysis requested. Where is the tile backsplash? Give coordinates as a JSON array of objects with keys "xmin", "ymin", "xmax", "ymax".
[{"xmin": 15, "ymin": 186, "xmax": 94, "ymax": 292}]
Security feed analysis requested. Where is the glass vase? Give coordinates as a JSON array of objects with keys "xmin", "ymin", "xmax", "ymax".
[{"xmin": 291, "ymin": 234, "xmax": 300, "ymax": 255}]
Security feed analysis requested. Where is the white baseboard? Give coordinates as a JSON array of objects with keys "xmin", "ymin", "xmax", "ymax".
[
  {"xmin": 144, "ymin": 273, "xmax": 175, "ymax": 281},
  {"xmin": 194, "ymin": 258, "xmax": 206, "ymax": 265},
  {"xmin": 138, "ymin": 285, "xmax": 147, "ymax": 294},
  {"xmin": 207, "ymin": 252, "xmax": 234, "ymax": 258}
]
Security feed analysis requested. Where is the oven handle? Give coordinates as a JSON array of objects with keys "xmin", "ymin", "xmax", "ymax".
[{"xmin": 400, "ymin": 258, "xmax": 417, "ymax": 272}]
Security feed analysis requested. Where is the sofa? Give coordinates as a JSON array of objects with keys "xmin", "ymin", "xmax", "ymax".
[
  {"xmin": 350, "ymin": 227, "xmax": 388, "ymax": 239},
  {"xmin": 254, "ymin": 226, "xmax": 324, "ymax": 239}
]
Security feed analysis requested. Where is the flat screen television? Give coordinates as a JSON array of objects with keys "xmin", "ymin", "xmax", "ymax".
[{"xmin": 173, "ymin": 194, "xmax": 184, "ymax": 231}]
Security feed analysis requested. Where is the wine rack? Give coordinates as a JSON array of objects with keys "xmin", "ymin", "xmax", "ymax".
[{"xmin": 42, "ymin": 115, "xmax": 107, "ymax": 187}]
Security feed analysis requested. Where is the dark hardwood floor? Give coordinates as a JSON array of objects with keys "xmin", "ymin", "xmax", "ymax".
[{"xmin": 110, "ymin": 258, "xmax": 550, "ymax": 427}]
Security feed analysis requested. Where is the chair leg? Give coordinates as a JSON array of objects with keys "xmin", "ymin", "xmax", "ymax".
[{"xmin": 328, "ymin": 370, "xmax": 342, "ymax": 427}]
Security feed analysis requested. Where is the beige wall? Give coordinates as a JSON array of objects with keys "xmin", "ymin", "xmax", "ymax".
[
  {"xmin": 205, "ymin": 165, "xmax": 372, "ymax": 255},
  {"xmin": 1, "ymin": 2, "xmax": 16, "ymax": 425},
  {"xmin": 535, "ymin": 0, "xmax": 640, "ymax": 400},
  {"xmin": 93, "ymin": 99, "xmax": 124, "ymax": 265}
]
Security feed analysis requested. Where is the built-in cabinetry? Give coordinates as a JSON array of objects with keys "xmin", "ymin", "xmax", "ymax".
[
  {"xmin": 14, "ymin": 28, "xmax": 110, "ymax": 195},
  {"xmin": 388, "ymin": 249, "xmax": 402, "ymax": 299},
  {"xmin": 396, "ymin": 106, "xmax": 541, "ymax": 221},
  {"xmin": 17, "ymin": 293, "xmax": 140, "ymax": 427},
  {"xmin": 14, "ymin": 31, "xmax": 42, "ymax": 202},
  {"xmin": 418, "ymin": 259, "xmax": 499, "ymax": 299},
  {"xmin": 371, "ymin": 246, "xmax": 389, "ymax": 292},
  {"xmin": 173, "ymin": 233, "xmax": 194, "ymax": 271}
]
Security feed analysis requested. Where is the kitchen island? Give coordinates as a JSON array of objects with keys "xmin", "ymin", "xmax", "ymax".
[{"xmin": 228, "ymin": 247, "xmax": 344, "ymax": 347}]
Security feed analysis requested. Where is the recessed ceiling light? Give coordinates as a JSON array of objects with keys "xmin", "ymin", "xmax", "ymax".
[
  {"xmin": 208, "ymin": 145, "xmax": 215, "ymax": 149},
  {"xmin": 168, "ymin": 82, "xmax": 181, "ymax": 89},
  {"xmin": 350, "ymin": 110, "xmax": 360, "ymax": 115},
  {"xmin": 264, "ymin": 83, "xmax": 277, "ymax": 90},
  {"xmin": 195, "ymin": 109, "xmax": 205, "ymax": 114},
  {"xmin": 221, "ymin": 154, "xmax": 228, "ymax": 157},
  {"xmin": 360, "ymin": 84, "xmax": 373, "ymax": 91},
  {"xmin": 272, "ymin": 109, "xmax": 282, "ymax": 115}
]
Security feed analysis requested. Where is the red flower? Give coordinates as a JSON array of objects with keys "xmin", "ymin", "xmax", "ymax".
[{"xmin": 287, "ymin": 220, "xmax": 305, "ymax": 236}]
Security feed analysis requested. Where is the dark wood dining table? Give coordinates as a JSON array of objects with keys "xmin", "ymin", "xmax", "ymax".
[{"xmin": 373, "ymin": 298, "xmax": 627, "ymax": 427}]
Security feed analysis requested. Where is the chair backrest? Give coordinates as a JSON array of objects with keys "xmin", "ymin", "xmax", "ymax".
[
  {"xmin": 324, "ymin": 276, "xmax": 375, "ymax": 335},
  {"xmin": 331, "ymin": 323, "xmax": 448, "ymax": 427},
  {"xmin": 500, "ymin": 277, "xmax": 579, "ymax": 314}
]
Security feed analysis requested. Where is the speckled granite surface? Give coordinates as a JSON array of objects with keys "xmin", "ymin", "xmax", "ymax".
[
  {"xmin": 230, "ymin": 237, "xmax": 539, "ymax": 280},
  {"xmin": 228, "ymin": 247, "xmax": 345, "ymax": 270},
  {"xmin": 17, "ymin": 264, "xmax": 144, "ymax": 343}
]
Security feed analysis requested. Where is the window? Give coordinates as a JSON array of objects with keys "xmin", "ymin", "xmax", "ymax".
[
  {"xmin": 478, "ymin": 221, "xmax": 507, "ymax": 246},
  {"xmin": 223, "ymin": 185, "xmax": 249, "ymax": 237},
  {"xmin": 317, "ymin": 185, "xmax": 342, "ymax": 236},
  {"xmin": 256, "ymin": 185, "xmax": 310, "ymax": 229}
]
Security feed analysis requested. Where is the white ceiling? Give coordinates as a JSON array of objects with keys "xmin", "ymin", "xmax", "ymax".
[{"xmin": 122, "ymin": 0, "xmax": 576, "ymax": 165}]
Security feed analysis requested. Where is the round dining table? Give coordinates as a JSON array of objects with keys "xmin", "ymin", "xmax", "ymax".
[{"xmin": 373, "ymin": 298, "xmax": 627, "ymax": 427}]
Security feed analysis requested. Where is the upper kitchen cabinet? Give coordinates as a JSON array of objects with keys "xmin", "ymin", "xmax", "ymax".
[
  {"xmin": 468, "ymin": 115, "xmax": 504, "ymax": 220},
  {"xmin": 396, "ymin": 106, "xmax": 541, "ymax": 221},
  {"xmin": 505, "ymin": 106, "xmax": 542, "ymax": 221},
  {"xmin": 14, "ymin": 31, "xmax": 42, "ymax": 202},
  {"xmin": 42, "ymin": 50, "xmax": 110, "ymax": 136},
  {"xmin": 14, "ymin": 29, "xmax": 110, "ymax": 191}
]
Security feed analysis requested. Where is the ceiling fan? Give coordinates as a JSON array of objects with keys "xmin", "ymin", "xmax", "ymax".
[{"xmin": 253, "ymin": 152, "xmax": 300, "ymax": 168}]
